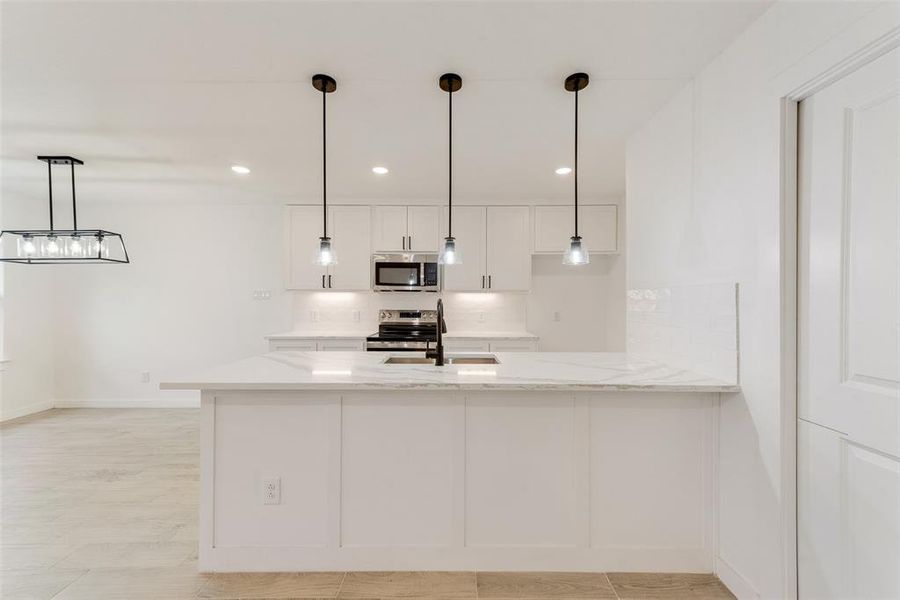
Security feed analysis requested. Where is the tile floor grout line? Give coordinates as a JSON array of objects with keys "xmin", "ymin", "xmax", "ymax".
[
  {"xmin": 603, "ymin": 572, "xmax": 620, "ymax": 600},
  {"xmin": 48, "ymin": 566, "xmax": 91, "ymax": 600},
  {"xmin": 335, "ymin": 570, "xmax": 348, "ymax": 599}
]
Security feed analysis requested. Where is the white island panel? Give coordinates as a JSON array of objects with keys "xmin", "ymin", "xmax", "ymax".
[
  {"xmin": 341, "ymin": 394, "xmax": 461, "ymax": 548},
  {"xmin": 466, "ymin": 394, "xmax": 578, "ymax": 547},
  {"xmin": 213, "ymin": 396, "xmax": 333, "ymax": 549}
]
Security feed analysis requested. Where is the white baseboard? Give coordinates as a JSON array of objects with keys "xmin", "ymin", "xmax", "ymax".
[
  {"xmin": 0, "ymin": 399, "xmax": 54, "ymax": 422},
  {"xmin": 716, "ymin": 556, "xmax": 760, "ymax": 600},
  {"xmin": 55, "ymin": 397, "xmax": 200, "ymax": 409}
]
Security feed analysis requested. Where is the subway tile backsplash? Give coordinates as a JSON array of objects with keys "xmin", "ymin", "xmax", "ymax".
[
  {"xmin": 626, "ymin": 282, "xmax": 739, "ymax": 383},
  {"xmin": 291, "ymin": 291, "xmax": 529, "ymax": 333}
]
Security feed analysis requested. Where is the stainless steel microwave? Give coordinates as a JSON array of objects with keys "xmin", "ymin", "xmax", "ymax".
[{"xmin": 371, "ymin": 253, "xmax": 440, "ymax": 292}]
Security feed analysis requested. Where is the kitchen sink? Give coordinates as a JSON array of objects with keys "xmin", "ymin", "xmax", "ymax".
[{"xmin": 383, "ymin": 355, "xmax": 500, "ymax": 365}]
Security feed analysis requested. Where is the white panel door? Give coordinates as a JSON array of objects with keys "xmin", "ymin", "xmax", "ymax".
[
  {"xmin": 486, "ymin": 206, "xmax": 531, "ymax": 291},
  {"xmin": 533, "ymin": 205, "xmax": 618, "ymax": 253},
  {"xmin": 442, "ymin": 206, "xmax": 487, "ymax": 291},
  {"xmin": 372, "ymin": 206, "xmax": 408, "ymax": 252},
  {"xmin": 286, "ymin": 206, "xmax": 327, "ymax": 290},
  {"xmin": 327, "ymin": 206, "xmax": 371, "ymax": 290},
  {"xmin": 798, "ymin": 48, "xmax": 900, "ymax": 600},
  {"xmin": 407, "ymin": 206, "xmax": 441, "ymax": 252}
]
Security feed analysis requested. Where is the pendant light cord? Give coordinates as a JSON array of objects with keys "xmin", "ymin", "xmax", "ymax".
[
  {"xmin": 322, "ymin": 87, "xmax": 327, "ymax": 239},
  {"xmin": 70, "ymin": 162, "xmax": 77, "ymax": 231},
  {"xmin": 448, "ymin": 85, "xmax": 453, "ymax": 238},
  {"xmin": 47, "ymin": 161, "xmax": 54, "ymax": 231},
  {"xmin": 574, "ymin": 85, "xmax": 579, "ymax": 238}
]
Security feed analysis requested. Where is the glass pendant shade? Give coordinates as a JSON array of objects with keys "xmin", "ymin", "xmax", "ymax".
[
  {"xmin": 562, "ymin": 236, "xmax": 589, "ymax": 265},
  {"xmin": 438, "ymin": 236, "xmax": 461, "ymax": 265},
  {"xmin": 314, "ymin": 236, "xmax": 337, "ymax": 266}
]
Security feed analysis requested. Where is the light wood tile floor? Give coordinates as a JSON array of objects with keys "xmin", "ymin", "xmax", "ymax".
[{"xmin": 1, "ymin": 409, "xmax": 734, "ymax": 599}]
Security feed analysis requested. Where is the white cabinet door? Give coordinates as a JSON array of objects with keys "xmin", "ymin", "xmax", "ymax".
[
  {"xmin": 532, "ymin": 206, "xmax": 570, "ymax": 253},
  {"xmin": 327, "ymin": 206, "xmax": 371, "ymax": 290},
  {"xmin": 372, "ymin": 206, "xmax": 408, "ymax": 252},
  {"xmin": 269, "ymin": 339, "xmax": 318, "ymax": 352},
  {"xmin": 407, "ymin": 206, "xmax": 441, "ymax": 252},
  {"xmin": 490, "ymin": 340, "xmax": 538, "ymax": 352},
  {"xmin": 486, "ymin": 206, "xmax": 531, "ymax": 291},
  {"xmin": 442, "ymin": 206, "xmax": 487, "ymax": 291},
  {"xmin": 317, "ymin": 339, "xmax": 366, "ymax": 351},
  {"xmin": 581, "ymin": 205, "xmax": 618, "ymax": 253},
  {"xmin": 533, "ymin": 205, "xmax": 618, "ymax": 253},
  {"xmin": 798, "ymin": 48, "xmax": 900, "ymax": 600},
  {"xmin": 286, "ymin": 206, "xmax": 327, "ymax": 290}
]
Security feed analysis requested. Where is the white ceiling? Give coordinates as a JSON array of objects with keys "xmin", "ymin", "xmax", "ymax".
[{"xmin": 1, "ymin": 1, "xmax": 771, "ymax": 205}]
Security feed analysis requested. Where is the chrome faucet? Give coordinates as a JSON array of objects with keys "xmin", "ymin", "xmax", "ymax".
[{"xmin": 425, "ymin": 298, "xmax": 447, "ymax": 366}]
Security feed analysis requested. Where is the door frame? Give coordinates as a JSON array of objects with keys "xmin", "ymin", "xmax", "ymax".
[{"xmin": 779, "ymin": 28, "xmax": 900, "ymax": 600}]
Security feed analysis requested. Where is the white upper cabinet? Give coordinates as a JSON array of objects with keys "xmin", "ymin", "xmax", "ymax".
[
  {"xmin": 442, "ymin": 206, "xmax": 531, "ymax": 292},
  {"xmin": 372, "ymin": 206, "xmax": 441, "ymax": 252},
  {"xmin": 327, "ymin": 206, "xmax": 371, "ymax": 290},
  {"xmin": 286, "ymin": 205, "xmax": 327, "ymax": 290},
  {"xmin": 442, "ymin": 206, "xmax": 487, "ymax": 291},
  {"xmin": 372, "ymin": 206, "xmax": 408, "ymax": 252},
  {"xmin": 533, "ymin": 205, "xmax": 618, "ymax": 254},
  {"xmin": 486, "ymin": 206, "xmax": 531, "ymax": 291},
  {"xmin": 285, "ymin": 205, "xmax": 371, "ymax": 290},
  {"xmin": 406, "ymin": 206, "xmax": 441, "ymax": 252}
]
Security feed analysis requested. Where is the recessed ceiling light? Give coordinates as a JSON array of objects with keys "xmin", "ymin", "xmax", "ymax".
[
  {"xmin": 231, "ymin": 165, "xmax": 250, "ymax": 175},
  {"xmin": 555, "ymin": 167, "xmax": 572, "ymax": 175},
  {"xmin": 372, "ymin": 166, "xmax": 389, "ymax": 175}
]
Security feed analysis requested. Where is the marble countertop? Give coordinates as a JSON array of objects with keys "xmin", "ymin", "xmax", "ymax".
[
  {"xmin": 161, "ymin": 351, "xmax": 738, "ymax": 393},
  {"xmin": 266, "ymin": 330, "xmax": 538, "ymax": 340}
]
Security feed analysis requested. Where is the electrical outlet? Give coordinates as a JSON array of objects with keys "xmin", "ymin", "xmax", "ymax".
[
  {"xmin": 140, "ymin": 371, "xmax": 151, "ymax": 383},
  {"xmin": 262, "ymin": 477, "xmax": 281, "ymax": 505},
  {"xmin": 310, "ymin": 310, "xmax": 320, "ymax": 322},
  {"xmin": 478, "ymin": 312, "xmax": 485, "ymax": 323},
  {"xmin": 352, "ymin": 310, "xmax": 360, "ymax": 322},
  {"xmin": 553, "ymin": 311, "xmax": 561, "ymax": 322}
]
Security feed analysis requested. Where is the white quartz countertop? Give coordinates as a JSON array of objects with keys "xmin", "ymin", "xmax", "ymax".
[
  {"xmin": 266, "ymin": 330, "xmax": 538, "ymax": 340},
  {"xmin": 161, "ymin": 351, "xmax": 738, "ymax": 393}
]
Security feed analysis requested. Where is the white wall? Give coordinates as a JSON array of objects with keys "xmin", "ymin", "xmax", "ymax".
[
  {"xmin": 625, "ymin": 2, "xmax": 899, "ymax": 598},
  {"xmin": 0, "ymin": 196, "xmax": 56, "ymax": 420},
  {"xmin": 51, "ymin": 201, "xmax": 291, "ymax": 406}
]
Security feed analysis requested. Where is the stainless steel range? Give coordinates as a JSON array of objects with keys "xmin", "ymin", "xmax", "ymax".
[{"xmin": 365, "ymin": 309, "xmax": 439, "ymax": 351}]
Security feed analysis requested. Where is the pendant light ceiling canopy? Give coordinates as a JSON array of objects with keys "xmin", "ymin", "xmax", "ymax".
[
  {"xmin": 0, "ymin": 156, "xmax": 129, "ymax": 264},
  {"xmin": 438, "ymin": 72, "xmax": 462, "ymax": 266},
  {"xmin": 312, "ymin": 73, "xmax": 338, "ymax": 267},
  {"xmin": 563, "ymin": 72, "xmax": 590, "ymax": 266}
]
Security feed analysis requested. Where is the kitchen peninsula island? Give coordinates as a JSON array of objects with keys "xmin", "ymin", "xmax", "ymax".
[{"xmin": 162, "ymin": 351, "xmax": 737, "ymax": 573}]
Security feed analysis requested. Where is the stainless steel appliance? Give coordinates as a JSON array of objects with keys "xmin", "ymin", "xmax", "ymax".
[
  {"xmin": 366, "ymin": 309, "xmax": 439, "ymax": 351},
  {"xmin": 371, "ymin": 253, "xmax": 440, "ymax": 292}
]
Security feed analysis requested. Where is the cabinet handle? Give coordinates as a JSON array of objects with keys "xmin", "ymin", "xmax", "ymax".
[
  {"xmin": 408, "ymin": 235, "xmax": 412, "ymax": 249},
  {"xmin": 322, "ymin": 274, "xmax": 326, "ymax": 289},
  {"xmin": 402, "ymin": 236, "xmax": 406, "ymax": 250},
  {"xmin": 482, "ymin": 275, "xmax": 485, "ymax": 289},
  {"xmin": 488, "ymin": 275, "xmax": 492, "ymax": 289},
  {"xmin": 328, "ymin": 274, "xmax": 332, "ymax": 288}
]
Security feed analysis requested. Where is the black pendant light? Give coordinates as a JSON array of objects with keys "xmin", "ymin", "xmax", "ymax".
[
  {"xmin": 563, "ymin": 73, "xmax": 590, "ymax": 266},
  {"xmin": 0, "ymin": 156, "xmax": 129, "ymax": 264},
  {"xmin": 312, "ymin": 73, "xmax": 337, "ymax": 266},
  {"xmin": 438, "ymin": 73, "xmax": 462, "ymax": 265}
]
